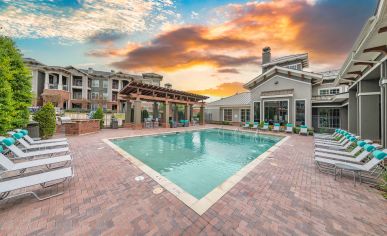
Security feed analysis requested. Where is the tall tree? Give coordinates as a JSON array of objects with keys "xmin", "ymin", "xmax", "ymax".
[
  {"xmin": 0, "ymin": 36, "xmax": 32, "ymax": 128},
  {"xmin": 0, "ymin": 52, "xmax": 14, "ymax": 134}
]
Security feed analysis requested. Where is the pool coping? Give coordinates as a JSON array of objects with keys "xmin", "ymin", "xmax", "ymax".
[{"xmin": 103, "ymin": 128, "xmax": 289, "ymax": 215}]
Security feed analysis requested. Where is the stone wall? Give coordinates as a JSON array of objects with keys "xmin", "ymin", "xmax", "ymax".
[{"xmin": 64, "ymin": 119, "xmax": 100, "ymax": 135}]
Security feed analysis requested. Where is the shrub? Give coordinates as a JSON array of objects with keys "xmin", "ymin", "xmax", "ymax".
[
  {"xmin": 33, "ymin": 102, "xmax": 56, "ymax": 139},
  {"xmin": 293, "ymin": 127, "xmax": 300, "ymax": 134},
  {"xmin": 92, "ymin": 107, "xmax": 104, "ymax": 128},
  {"xmin": 259, "ymin": 121, "xmax": 265, "ymax": 128},
  {"xmin": 222, "ymin": 121, "xmax": 230, "ymax": 125}
]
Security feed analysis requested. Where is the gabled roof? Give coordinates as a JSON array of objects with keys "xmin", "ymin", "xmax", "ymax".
[
  {"xmin": 244, "ymin": 66, "xmax": 322, "ymax": 90},
  {"xmin": 262, "ymin": 53, "xmax": 309, "ymax": 68},
  {"xmin": 207, "ymin": 92, "xmax": 251, "ymax": 107}
]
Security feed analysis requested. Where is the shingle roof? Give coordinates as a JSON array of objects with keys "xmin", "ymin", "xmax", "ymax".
[
  {"xmin": 262, "ymin": 53, "xmax": 308, "ymax": 68},
  {"xmin": 207, "ymin": 92, "xmax": 251, "ymax": 107}
]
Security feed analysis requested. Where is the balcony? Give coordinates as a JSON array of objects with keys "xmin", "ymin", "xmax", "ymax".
[{"xmin": 73, "ymin": 81, "xmax": 83, "ymax": 87}]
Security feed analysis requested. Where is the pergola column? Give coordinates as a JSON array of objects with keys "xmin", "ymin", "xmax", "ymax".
[
  {"xmin": 185, "ymin": 104, "xmax": 191, "ymax": 122},
  {"xmin": 199, "ymin": 104, "xmax": 205, "ymax": 125},
  {"xmin": 125, "ymin": 101, "xmax": 132, "ymax": 123},
  {"xmin": 162, "ymin": 102, "xmax": 170, "ymax": 128},
  {"xmin": 153, "ymin": 102, "xmax": 159, "ymax": 120},
  {"xmin": 133, "ymin": 100, "xmax": 142, "ymax": 129},
  {"xmin": 58, "ymin": 73, "xmax": 63, "ymax": 90}
]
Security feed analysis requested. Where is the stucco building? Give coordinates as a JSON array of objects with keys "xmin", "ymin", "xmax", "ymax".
[{"xmin": 25, "ymin": 58, "xmax": 163, "ymax": 112}]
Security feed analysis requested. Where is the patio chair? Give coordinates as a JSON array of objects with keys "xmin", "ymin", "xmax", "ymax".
[
  {"xmin": 242, "ymin": 122, "xmax": 250, "ymax": 129},
  {"xmin": 315, "ymin": 129, "xmax": 349, "ymax": 141},
  {"xmin": 252, "ymin": 122, "xmax": 258, "ymax": 129},
  {"xmin": 0, "ymin": 137, "xmax": 69, "ymax": 160},
  {"xmin": 315, "ymin": 149, "xmax": 387, "ymax": 183},
  {"xmin": 273, "ymin": 123, "xmax": 280, "ymax": 132},
  {"xmin": 16, "ymin": 129, "xmax": 67, "ymax": 144},
  {"xmin": 261, "ymin": 122, "xmax": 269, "ymax": 131},
  {"xmin": 0, "ymin": 167, "xmax": 73, "ymax": 201},
  {"xmin": 285, "ymin": 123, "xmax": 293, "ymax": 133},
  {"xmin": 315, "ymin": 135, "xmax": 357, "ymax": 150},
  {"xmin": 315, "ymin": 132, "xmax": 353, "ymax": 144},
  {"xmin": 299, "ymin": 125, "xmax": 308, "ymax": 135},
  {"xmin": 315, "ymin": 143, "xmax": 376, "ymax": 162},
  {"xmin": 314, "ymin": 128, "xmax": 343, "ymax": 140},
  {"xmin": 0, "ymin": 146, "xmax": 72, "ymax": 178},
  {"xmin": 9, "ymin": 132, "xmax": 68, "ymax": 150},
  {"xmin": 315, "ymin": 140, "xmax": 372, "ymax": 156}
]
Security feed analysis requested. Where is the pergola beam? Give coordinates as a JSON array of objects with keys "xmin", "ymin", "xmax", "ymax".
[
  {"xmin": 347, "ymin": 71, "xmax": 363, "ymax": 76},
  {"xmin": 363, "ymin": 45, "xmax": 387, "ymax": 54},
  {"xmin": 353, "ymin": 62, "xmax": 374, "ymax": 67}
]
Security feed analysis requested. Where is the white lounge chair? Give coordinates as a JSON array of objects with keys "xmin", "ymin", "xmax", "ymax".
[
  {"xmin": 242, "ymin": 122, "xmax": 250, "ymax": 128},
  {"xmin": 252, "ymin": 122, "xmax": 258, "ymax": 129},
  {"xmin": 0, "ymin": 167, "xmax": 73, "ymax": 201},
  {"xmin": 315, "ymin": 129, "xmax": 344, "ymax": 140},
  {"xmin": 273, "ymin": 123, "xmax": 280, "ymax": 132},
  {"xmin": 315, "ymin": 140, "xmax": 372, "ymax": 156},
  {"xmin": 261, "ymin": 122, "xmax": 269, "ymax": 131},
  {"xmin": 315, "ymin": 144, "xmax": 376, "ymax": 163},
  {"xmin": 315, "ymin": 135, "xmax": 357, "ymax": 150},
  {"xmin": 299, "ymin": 125, "xmax": 308, "ymax": 135},
  {"xmin": 285, "ymin": 123, "xmax": 293, "ymax": 133},
  {"xmin": 16, "ymin": 129, "xmax": 67, "ymax": 144},
  {"xmin": 0, "ymin": 146, "xmax": 71, "ymax": 177},
  {"xmin": 9, "ymin": 132, "xmax": 68, "ymax": 150},
  {"xmin": 1, "ymin": 137, "xmax": 69, "ymax": 159}
]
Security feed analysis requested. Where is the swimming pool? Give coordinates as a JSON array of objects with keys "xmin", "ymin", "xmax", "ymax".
[{"xmin": 110, "ymin": 129, "xmax": 282, "ymax": 200}]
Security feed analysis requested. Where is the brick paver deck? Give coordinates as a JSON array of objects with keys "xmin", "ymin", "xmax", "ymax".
[{"xmin": 0, "ymin": 126, "xmax": 386, "ymax": 235}]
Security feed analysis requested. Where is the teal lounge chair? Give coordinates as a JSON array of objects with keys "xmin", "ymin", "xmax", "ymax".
[
  {"xmin": 285, "ymin": 123, "xmax": 293, "ymax": 133},
  {"xmin": 261, "ymin": 122, "xmax": 269, "ymax": 131},
  {"xmin": 252, "ymin": 122, "xmax": 258, "ymax": 129},
  {"xmin": 299, "ymin": 125, "xmax": 308, "ymax": 135},
  {"xmin": 273, "ymin": 123, "xmax": 280, "ymax": 132}
]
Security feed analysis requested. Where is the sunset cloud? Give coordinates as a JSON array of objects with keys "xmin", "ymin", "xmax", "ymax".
[
  {"xmin": 188, "ymin": 82, "xmax": 247, "ymax": 97},
  {"xmin": 217, "ymin": 68, "xmax": 240, "ymax": 74}
]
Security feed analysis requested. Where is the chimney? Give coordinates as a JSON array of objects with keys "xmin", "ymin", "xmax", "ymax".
[
  {"xmin": 164, "ymin": 83, "xmax": 172, "ymax": 89},
  {"xmin": 88, "ymin": 67, "xmax": 93, "ymax": 74},
  {"xmin": 262, "ymin": 47, "xmax": 271, "ymax": 65}
]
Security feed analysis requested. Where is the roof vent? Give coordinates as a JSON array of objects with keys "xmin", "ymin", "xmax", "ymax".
[
  {"xmin": 164, "ymin": 83, "xmax": 172, "ymax": 89},
  {"xmin": 88, "ymin": 67, "xmax": 93, "ymax": 74}
]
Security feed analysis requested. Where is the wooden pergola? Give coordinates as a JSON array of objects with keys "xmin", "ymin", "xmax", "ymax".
[{"xmin": 119, "ymin": 81, "xmax": 209, "ymax": 129}]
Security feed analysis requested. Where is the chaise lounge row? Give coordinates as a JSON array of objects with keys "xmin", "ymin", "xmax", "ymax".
[
  {"xmin": 313, "ymin": 129, "xmax": 386, "ymax": 185},
  {"xmin": 241, "ymin": 122, "xmax": 310, "ymax": 135},
  {"xmin": 0, "ymin": 129, "xmax": 73, "ymax": 202}
]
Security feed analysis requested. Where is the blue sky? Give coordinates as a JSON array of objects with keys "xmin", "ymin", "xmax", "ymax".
[{"xmin": 0, "ymin": 0, "xmax": 377, "ymax": 98}]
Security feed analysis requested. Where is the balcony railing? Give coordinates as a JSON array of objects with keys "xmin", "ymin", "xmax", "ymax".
[{"xmin": 48, "ymin": 84, "xmax": 58, "ymax": 89}]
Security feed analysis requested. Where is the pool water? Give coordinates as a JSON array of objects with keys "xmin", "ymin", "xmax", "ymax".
[{"xmin": 112, "ymin": 129, "xmax": 282, "ymax": 199}]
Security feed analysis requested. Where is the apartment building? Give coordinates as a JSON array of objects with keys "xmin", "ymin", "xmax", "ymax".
[{"xmin": 25, "ymin": 58, "xmax": 163, "ymax": 112}]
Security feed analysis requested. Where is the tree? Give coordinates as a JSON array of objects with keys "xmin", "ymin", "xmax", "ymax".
[
  {"xmin": 33, "ymin": 102, "xmax": 56, "ymax": 139},
  {"xmin": 0, "ymin": 36, "xmax": 32, "ymax": 128},
  {"xmin": 0, "ymin": 56, "xmax": 14, "ymax": 134},
  {"xmin": 92, "ymin": 106, "xmax": 104, "ymax": 128}
]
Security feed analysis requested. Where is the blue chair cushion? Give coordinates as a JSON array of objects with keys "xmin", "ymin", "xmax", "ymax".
[
  {"xmin": 363, "ymin": 144, "xmax": 375, "ymax": 152},
  {"xmin": 373, "ymin": 150, "xmax": 386, "ymax": 160},
  {"xmin": 21, "ymin": 130, "xmax": 28, "ymax": 135},
  {"xmin": 300, "ymin": 125, "xmax": 307, "ymax": 128},
  {"xmin": 357, "ymin": 141, "xmax": 366, "ymax": 147},
  {"xmin": 12, "ymin": 132, "xmax": 24, "ymax": 140},
  {"xmin": 286, "ymin": 123, "xmax": 293, "ymax": 127},
  {"xmin": 2, "ymin": 138, "xmax": 15, "ymax": 147},
  {"xmin": 349, "ymin": 137, "xmax": 357, "ymax": 142}
]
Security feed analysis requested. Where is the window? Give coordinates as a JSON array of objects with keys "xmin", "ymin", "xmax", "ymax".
[
  {"xmin": 240, "ymin": 109, "xmax": 250, "ymax": 122},
  {"xmin": 90, "ymin": 103, "xmax": 99, "ymax": 111},
  {"xmin": 264, "ymin": 100, "xmax": 288, "ymax": 124},
  {"xmin": 318, "ymin": 108, "xmax": 340, "ymax": 128},
  {"xmin": 103, "ymin": 92, "xmax": 108, "ymax": 100},
  {"xmin": 92, "ymin": 80, "xmax": 99, "ymax": 88},
  {"xmin": 253, "ymin": 102, "xmax": 260, "ymax": 122},
  {"xmin": 295, "ymin": 100, "xmax": 305, "ymax": 126},
  {"xmin": 223, "ymin": 109, "xmax": 232, "ymax": 121},
  {"xmin": 285, "ymin": 64, "xmax": 301, "ymax": 70},
  {"xmin": 91, "ymin": 92, "xmax": 99, "ymax": 99},
  {"xmin": 103, "ymin": 80, "xmax": 108, "ymax": 88},
  {"xmin": 319, "ymin": 88, "xmax": 341, "ymax": 95}
]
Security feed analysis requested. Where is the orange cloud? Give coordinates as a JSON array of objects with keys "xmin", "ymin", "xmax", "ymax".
[{"xmin": 188, "ymin": 82, "xmax": 247, "ymax": 97}]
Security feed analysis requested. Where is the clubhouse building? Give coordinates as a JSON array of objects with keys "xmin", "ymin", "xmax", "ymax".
[{"xmin": 205, "ymin": 0, "xmax": 387, "ymax": 146}]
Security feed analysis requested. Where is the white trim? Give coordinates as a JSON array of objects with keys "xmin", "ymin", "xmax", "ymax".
[
  {"xmin": 348, "ymin": 56, "xmax": 387, "ymax": 89},
  {"xmin": 357, "ymin": 92, "xmax": 381, "ymax": 96},
  {"xmin": 240, "ymin": 108, "xmax": 250, "ymax": 123},
  {"xmin": 294, "ymin": 99, "xmax": 306, "ymax": 126},
  {"xmin": 223, "ymin": 108, "xmax": 233, "ymax": 122},
  {"xmin": 382, "ymin": 79, "xmax": 387, "ymax": 85},
  {"xmin": 312, "ymin": 104, "xmax": 347, "ymax": 108},
  {"xmin": 262, "ymin": 99, "xmax": 290, "ymax": 123},
  {"xmin": 260, "ymin": 94, "xmax": 293, "ymax": 99}
]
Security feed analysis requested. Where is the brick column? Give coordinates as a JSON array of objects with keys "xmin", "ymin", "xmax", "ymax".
[
  {"xmin": 162, "ymin": 102, "xmax": 170, "ymax": 128},
  {"xmin": 133, "ymin": 100, "xmax": 142, "ymax": 129},
  {"xmin": 199, "ymin": 104, "xmax": 205, "ymax": 125}
]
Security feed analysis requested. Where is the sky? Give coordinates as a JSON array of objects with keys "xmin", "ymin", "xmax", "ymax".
[{"xmin": 0, "ymin": 0, "xmax": 378, "ymax": 101}]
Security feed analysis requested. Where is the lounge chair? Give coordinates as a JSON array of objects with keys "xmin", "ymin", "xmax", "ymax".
[
  {"xmin": 315, "ymin": 135, "xmax": 357, "ymax": 150},
  {"xmin": 315, "ymin": 130, "xmax": 349, "ymax": 141},
  {"xmin": 315, "ymin": 132, "xmax": 352, "ymax": 144},
  {"xmin": 315, "ymin": 149, "xmax": 386, "ymax": 183},
  {"xmin": 261, "ymin": 122, "xmax": 269, "ymax": 131},
  {"xmin": 273, "ymin": 123, "xmax": 280, "ymax": 132},
  {"xmin": 252, "ymin": 122, "xmax": 258, "ymax": 129},
  {"xmin": 299, "ymin": 125, "xmax": 308, "ymax": 135},
  {"xmin": 315, "ymin": 140, "xmax": 371, "ymax": 156},
  {"xmin": 1, "ymin": 137, "xmax": 69, "ymax": 159},
  {"xmin": 0, "ymin": 146, "xmax": 72, "ymax": 177},
  {"xmin": 315, "ymin": 144, "xmax": 376, "ymax": 163},
  {"xmin": 314, "ymin": 129, "xmax": 343, "ymax": 140},
  {"xmin": 285, "ymin": 123, "xmax": 293, "ymax": 133},
  {"xmin": 0, "ymin": 167, "xmax": 73, "ymax": 201},
  {"xmin": 9, "ymin": 132, "xmax": 68, "ymax": 150},
  {"xmin": 242, "ymin": 122, "xmax": 250, "ymax": 129},
  {"xmin": 16, "ymin": 129, "xmax": 67, "ymax": 144}
]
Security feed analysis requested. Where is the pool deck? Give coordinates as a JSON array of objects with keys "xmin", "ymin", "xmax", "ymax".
[{"xmin": 0, "ymin": 125, "xmax": 386, "ymax": 235}]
